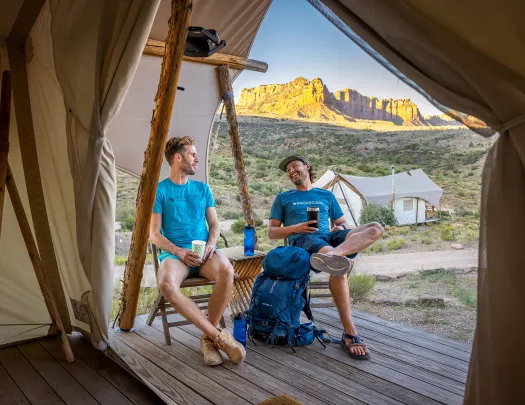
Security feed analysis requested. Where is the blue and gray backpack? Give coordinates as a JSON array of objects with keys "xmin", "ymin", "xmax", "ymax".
[{"xmin": 245, "ymin": 246, "xmax": 336, "ymax": 348}]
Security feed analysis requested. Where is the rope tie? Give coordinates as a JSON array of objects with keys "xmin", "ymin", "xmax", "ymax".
[
  {"xmin": 222, "ymin": 91, "xmax": 234, "ymax": 102},
  {"xmin": 497, "ymin": 114, "xmax": 525, "ymax": 133}
]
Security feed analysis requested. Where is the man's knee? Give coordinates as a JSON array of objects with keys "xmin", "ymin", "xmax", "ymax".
[
  {"xmin": 367, "ymin": 222, "xmax": 384, "ymax": 239},
  {"xmin": 159, "ymin": 279, "xmax": 182, "ymax": 299},
  {"xmin": 216, "ymin": 258, "xmax": 234, "ymax": 281}
]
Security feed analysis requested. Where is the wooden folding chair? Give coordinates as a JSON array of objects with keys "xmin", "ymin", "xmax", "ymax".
[{"xmin": 146, "ymin": 243, "xmax": 227, "ymax": 345}]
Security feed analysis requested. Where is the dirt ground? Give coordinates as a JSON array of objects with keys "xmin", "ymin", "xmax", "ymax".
[{"xmin": 353, "ymin": 269, "xmax": 477, "ymax": 343}]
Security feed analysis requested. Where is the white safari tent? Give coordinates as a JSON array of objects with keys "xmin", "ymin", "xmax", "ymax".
[
  {"xmin": 1, "ymin": 0, "xmax": 525, "ymax": 404},
  {"xmin": 314, "ymin": 169, "xmax": 443, "ymax": 226}
]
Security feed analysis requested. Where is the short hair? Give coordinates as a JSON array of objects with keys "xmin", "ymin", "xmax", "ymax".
[{"xmin": 165, "ymin": 136, "xmax": 195, "ymax": 166}]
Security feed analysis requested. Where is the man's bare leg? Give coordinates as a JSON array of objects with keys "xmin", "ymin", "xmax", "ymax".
[
  {"xmin": 318, "ymin": 244, "xmax": 369, "ymax": 357},
  {"xmin": 329, "ymin": 222, "xmax": 384, "ymax": 257},
  {"xmin": 199, "ymin": 252, "xmax": 234, "ymax": 327},
  {"xmin": 158, "ymin": 258, "xmax": 219, "ymax": 340}
]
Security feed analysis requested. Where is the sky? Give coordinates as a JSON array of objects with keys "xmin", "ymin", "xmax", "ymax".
[{"xmin": 233, "ymin": 0, "xmax": 441, "ymax": 116}]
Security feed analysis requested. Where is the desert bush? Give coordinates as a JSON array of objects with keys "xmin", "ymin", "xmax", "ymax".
[
  {"xmin": 231, "ymin": 220, "xmax": 245, "ymax": 234},
  {"xmin": 440, "ymin": 225, "xmax": 456, "ymax": 241},
  {"xmin": 360, "ymin": 203, "xmax": 398, "ymax": 227},
  {"xmin": 387, "ymin": 238, "xmax": 406, "ymax": 250},
  {"xmin": 349, "ymin": 273, "xmax": 376, "ymax": 301},
  {"xmin": 254, "ymin": 216, "xmax": 264, "ymax": 227},
  {"xmin": 222, "ymin": 210, "xmax": 242, "ymax": 220},
  {"xmin": 460, "ymin": 229, "xmax": 478, "ymax": 243},
  {"xmin": 421, "ymin": 237, "xmax": 433, "ymax": 245},
  {"xmin": 362, "ymin": 242, "xmax": 385, "ymax": 255},
  {"xmin": 116, "ymin": 205, "xmax": 135, "ymax": 231}
]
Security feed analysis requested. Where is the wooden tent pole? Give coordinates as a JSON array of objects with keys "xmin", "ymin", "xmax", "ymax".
[
  {"xmin": 119, "ymin": 0, "xmax": 193, "ymax": 331},
  {"xmin": 415, "ymin": 198, "xmax": 419, "ymax": 225},
  {"xmin": 217, "ymin": 65, "xmax": 256, "ymax": 229},
  {"xmin": 0, "ymin": 71, "xmax": 11, "ymax": 235},
  {"xmin": 5, "ymin": 163, "xmax": 74, "ymax": 362}
]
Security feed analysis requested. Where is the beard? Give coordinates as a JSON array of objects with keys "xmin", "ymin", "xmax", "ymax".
[
  {"xmin": 290, "ymin": 170, "xmax": 307, "ymax": 185},
  {"xmin": 181, "ymin": 157, "xmax": 196, "ymax": 175}
]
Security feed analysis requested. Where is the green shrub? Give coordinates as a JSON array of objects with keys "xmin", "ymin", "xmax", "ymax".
[
  {"xmin": 114, "ymin": 255, "xmax": 127, "ymax": 266},
  {"xmin": 387, "ymin": 238, "xmax": 406, "ymax": 250},
  {"xmin": 362, "ymin": 242, "xmax": 385, "ymax": 255},
  {"xmin": 460, "ymin": 229, "xmax": 478, "ymax": 243},
  {"xmin": 231, "ymin": 220, "xmax": 245, "ymax": 234},
  {"xmin": 254, "ymin": 216, "xmax": 264, "ymax": 227},
  {"xmin": 222, "ymin": 210, "xmax": 242, "ymax": 220},
  {"xmin": 440, "ymin": 226, "xmax": 456, "ymax": 241},
  {"xmin": 116, "ymin": 206, "xmax": 135, "ymax": 231},
  {"xmin": 421, "ymin": 237, "xmax": 433, "ymax": 245},
  {"xmin": 451, "ymin": 285, "xmax": 477, "ymax": 308},
  {"xmin": 360, "ymin": 203, "xmax": 398, "ymax": 227},
  {"xmin": 349, "ymin": 273, "xmax": 376, "ymax": 301}
]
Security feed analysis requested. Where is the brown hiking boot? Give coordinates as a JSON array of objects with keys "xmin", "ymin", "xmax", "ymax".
[
  {"xmin": 200, "ymin": 335, "xmax": 223, "ymax": 366},
  {"xmin": 214, "ymin": 329, "xmax": 246, "ymax": 365}
]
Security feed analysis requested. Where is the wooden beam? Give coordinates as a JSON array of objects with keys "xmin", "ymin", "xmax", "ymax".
[
  {"xmin": 118, "ymin": 0, "xmax": 193, "ymax": 331},
  {"xmin": 144, "ymin": 39, "xmax": 268, "ymax": 73},
  {"xmin": 217, "ymin": 64, "xmax": 256, "ymax": 229},
  {"xmin": 7, "ymin": 0, "xmax": 46, "ymax": 44},
  {"xmin": 6, "ymin": 163, "xmax": 74, "ymax": 363},
  {"xmin": 7, "ymin": 35, "xmax": 71, "ymax": 332},
  {"xmin": 0, "ymin": 71, "xmax": 11, "ymax": 236}
]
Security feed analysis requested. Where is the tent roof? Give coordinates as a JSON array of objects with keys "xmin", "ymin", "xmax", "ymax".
[
  {"xmin": 316, "ymin": 169, "xmax": 443, "ymax": 208},
  {"xmin": 341, "ymin": 169, "xmax": 443, "ymax": 208}
]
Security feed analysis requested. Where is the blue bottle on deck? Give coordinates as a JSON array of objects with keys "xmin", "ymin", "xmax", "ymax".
[
  {"xmin": 233, "ymin": 312, "xmax": 247, "ymax": 347},
  {"xmin": 244, "ymin": 224, "xmax": 255, "ymax": 256}
]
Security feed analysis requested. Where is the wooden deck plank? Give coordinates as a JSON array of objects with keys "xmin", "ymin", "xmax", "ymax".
[
  {"xmin": 180, "ymin": 323, "xmax": 388, "ymax": 405},
  {"xmin": 110, "ymin": 328, "xmax": 249, "ymax": 405},
  {"xmin": 39, "ymin": 337, "xmax": 135, "ymax": 405},
  {"xmin": 0, "ymin": 362, "xmax": 31, "ymax": 405},
  {"xmin": 352, "ymin": 309, "xmax": 472, "ymax": 352},
  {"xmin": 69, "ymin": 334, "xmax": 164, "ymax": 405},
  {"xmin": 221, "ymin": 316, "xmax": 455, "ymax": 405},
  {"xmin": 314, "ymin": 308, "xmax": 470, "ymax": 372},
  {"xmin": 17, "ymin": 342, "xmax": 98, "ymax": 405},
  {"xmin": 0, "ymin": 345, "xmax": 65, "ymax": 405},
  {"xmin": 318, "ymin": 307, "xmax": 470, "ymax": 362},
  {"xmin": 311, "ymin": 314, "xmax": 467, "ymax": 397},
  {"xmin": 313, "ymin": 311, "xmax": 468, "ymax": 384},
  {"xmin": 134, "ymin": 320, "xmax": 273, "ymax": 404},
  {"xmin": 109, "ymin": 328, "xmax": 212, "ymax": 405},
  {"xmin": 148, "ymin": 319, "xmax": 331, "ymax": 405}
]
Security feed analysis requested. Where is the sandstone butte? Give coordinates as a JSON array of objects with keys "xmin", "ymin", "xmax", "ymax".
[{"xmin": 237, "ymin": 76, "xmax": 431, "ymax": 126}]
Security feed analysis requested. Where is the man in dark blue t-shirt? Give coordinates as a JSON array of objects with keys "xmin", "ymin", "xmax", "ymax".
[{"xmin": 268, "ymin": 154, "xmax": 384, "ymax": 360}]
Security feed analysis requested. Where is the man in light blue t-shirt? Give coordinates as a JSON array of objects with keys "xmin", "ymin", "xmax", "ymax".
[
  {"xmin": 150, "ymin": 136, "xmax": 245, "ymax": 367},
  {"xmin": 268, "ymin": 154, "xmax": 385, "ymax": 360}
]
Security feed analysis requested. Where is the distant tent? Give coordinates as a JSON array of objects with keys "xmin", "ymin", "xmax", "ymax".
[{"xmin": 313, "ymin": 169, "xmax": 443, "ymax": 226}]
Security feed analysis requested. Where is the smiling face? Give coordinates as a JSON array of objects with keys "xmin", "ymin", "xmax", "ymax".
[{"xmin": 286, "ymin": 160, "xmax": 310, "ymax": 186}]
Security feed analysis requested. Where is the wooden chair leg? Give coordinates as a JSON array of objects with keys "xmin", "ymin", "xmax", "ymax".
[
  {"xmin": 146, "ymin": 294, "xmax": 164, "ymax": 326},
  {"xmin": 160, "ymin": 307, "xmax": 171, "ymax": 345}
]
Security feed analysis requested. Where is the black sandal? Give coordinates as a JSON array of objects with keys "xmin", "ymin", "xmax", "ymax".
[{"xmin": 341, "ymin": 333, "xmax": 370, "ymax": 360}]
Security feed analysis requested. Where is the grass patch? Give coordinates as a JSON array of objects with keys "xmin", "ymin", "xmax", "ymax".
[
  {"xmin": 387, "ymin": 238, "xmax": 406, "ymax": 251},
  {"xmin": 362, "ymin": 242, "xmax": 385, "ymax": 255},
  {"xmin": 451, "ymin": 285, "xmax": 477, "ymax": 307},
  {"xmin": 421, "ymin": 237, "xmax": 433, "ymax": 245},
  {"xmin": 114, "ymin": 254, "xmax": 153, "ymax": 266},
  {"xmin": 349, "ymin": 273, "xmax": 376, "ymax": 301},
  {"xmin": 440, "ymin": 225, "xmax": 457, "ymax": 241}
]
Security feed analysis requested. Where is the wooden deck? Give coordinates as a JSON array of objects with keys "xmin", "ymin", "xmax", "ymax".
[
  {"xmin": 0, "ymin": 333, "xmax": 164, "ymax": 405},
  {"xmin": 108, "ymin": 308, "xmax": 471, "ymax": 405}
]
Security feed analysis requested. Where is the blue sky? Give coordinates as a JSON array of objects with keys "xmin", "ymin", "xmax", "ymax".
[{"xmin": 233, "ymin": 0, "xmax": 441, "ymax": 115}]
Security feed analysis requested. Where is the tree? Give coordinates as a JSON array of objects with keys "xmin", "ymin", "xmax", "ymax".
[{"xmin": 360, "ymin": 203, "xmax": 398, "ymax": 226}]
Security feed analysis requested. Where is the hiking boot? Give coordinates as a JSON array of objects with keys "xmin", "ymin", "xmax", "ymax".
[
  {"xmin": 214, "ymin": 329, "xmax": 246, "ymax": 365},
  {"xmin": 200, "ymin": 335, "xmax": 223, "ymax": 366},
  {"xmin": 310, "ymin": 253, "xmax": 354, "ymax": 276}
]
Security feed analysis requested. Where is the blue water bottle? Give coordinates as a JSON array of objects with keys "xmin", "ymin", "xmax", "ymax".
[
  {"xmin": 244, "ymin": 224, "xmax": 255, "ymax": 256},
  {"xmin": 233, "ymin": 312, "xmax": 247, "ymax": 347}
]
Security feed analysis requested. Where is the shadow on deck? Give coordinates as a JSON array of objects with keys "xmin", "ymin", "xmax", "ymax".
[{"xmin": 107, "ymin": 308, "xmax": 471, "ymax": 405}]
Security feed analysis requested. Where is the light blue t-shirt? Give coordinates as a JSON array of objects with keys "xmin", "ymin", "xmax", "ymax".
[
  {"xmin": 153, "ymin": 178, "xmax": 216, "ymax": 249},
  {"xmin": 270, "ymin": 188, "xmax": 344, "ymax": 244}
]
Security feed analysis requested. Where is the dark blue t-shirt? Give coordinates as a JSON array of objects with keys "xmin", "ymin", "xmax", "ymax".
[{"xmin": 270, "ymin": 188, "xmax": 344, "ymax": 244}]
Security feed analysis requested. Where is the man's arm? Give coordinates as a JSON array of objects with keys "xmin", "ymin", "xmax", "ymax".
[
  {"xmin": 331, "ymin": 216, "xmax": 351, "ymax": 232},
  {"xmin": 149, "ymin": 213, "xmax": 201, "ymax": 266},
  {"xmin": 203, "ymin": 206, "xmax": 220, "ymax": 261},
  {"xmin": 268, "ymin": 218, "xmax": 318, "ymax": 240}
]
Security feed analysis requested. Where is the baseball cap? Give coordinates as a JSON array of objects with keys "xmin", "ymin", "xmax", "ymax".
[{"xmin": 278, "ymin": 154, "xmax": 310, "ymax": 172}]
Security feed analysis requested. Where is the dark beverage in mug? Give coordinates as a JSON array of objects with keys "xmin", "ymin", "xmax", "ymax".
[{"xmin": 307, "ymin": 206, "xmax": 320, "ymax": 229}]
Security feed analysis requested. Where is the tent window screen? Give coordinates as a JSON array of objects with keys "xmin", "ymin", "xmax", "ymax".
[{"xmin": 403, "ymin": 199, "xmax": 413, "ymax": 212}]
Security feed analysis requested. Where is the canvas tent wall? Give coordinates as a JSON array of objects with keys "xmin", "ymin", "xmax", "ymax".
[
  {"xmin": 0, "ymin": 0, "xmax": 270, "ymax": 350},
  {"xmin": 313, "ymin": 169, "xmax": 442, "ymax": 226}
]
